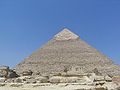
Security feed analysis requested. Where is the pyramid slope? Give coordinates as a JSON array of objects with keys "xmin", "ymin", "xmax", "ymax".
[{"xmin": 15, "ymin": 29, "xmax": 120, "ymax": 76}]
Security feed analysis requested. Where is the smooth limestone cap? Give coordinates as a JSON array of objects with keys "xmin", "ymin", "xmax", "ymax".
[{"xmin": 54, "ymin": 28, "xmax": 79, "ymax": 41}]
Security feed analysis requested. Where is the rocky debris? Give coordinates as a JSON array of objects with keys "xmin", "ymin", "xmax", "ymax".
[
  {"xmin": 49, "ymin": 76, "xmax": 79, "ymax": 83},
  {"xmin": 83, "ymin": 76, "xmax": 93, "ymax": 84},
  {"xmin": 112, "ymin": 76, "xmax": 120, "ymax": 84},
  {"xmin": 0, "ymin": 65, "xmax": 116, "ymax": 89},
  {"xmin": 95, "ymin": 85, "xmax": 107, "ymax": 90},
  {"xmin": 0, "ymin": 66, "xmax": 9, "ymax": 78},
  {"xmin": 49, "ymin": 75, "xmax": 92, "ymax": 84},
  {"xmin": 8, "ymin": 76, "xmax": 49, "ymax": 84},
  {"xmin": 8, "ymin": 69, "xmax": 19, "ymax": 78},
  {"xmin": 104, "ymin": 75, "xmax": 112, "ymax": 82},
  {"xmin": 10, "ymin": 83, "xmax": 23, "ymax": 87},
  {"xmin": 0, "ymin": 66, "xmax": 19, "ymax": 79},
  {"xmin": 6, "ymin": 78, "xmax": 16, "ymax": 83},
  {"xmin": 67, "ymin": 66, "xmax": 87, "ymax": 75},
  {"xmin": 49, "ymin": 76, "xmax": 61, "ymax": 83},
  {"xmin": 0, "ymin": 83, "xmax": 6, "ymax": 87},
  {"xmin": 14, "ymin": 78, "xmax": 22, "ymax": 83},
  {"xmin": 49, "ymin": 72, "xmax": 62, "ymax": 77},
  {"xmin": 60, "ymin": 77, "xmax": 79, "ymax": 83},
  {"xmin": 94, "ymin": 76, "xmax": 105, "ymax": 82},
  {"xmin": 17, "ymin": 76, "xmax": 32, "ymax": 82},
  {"xmin": 35, "ymin": 76, "xmax": 48, "ymax": 83},
  {"xmin": 22, "ymin": 70, "xmax": 33, "ymax": 76},
  {"xmin": 89, "ymin": 73, "xmax": 96, "ymax": 81},
  {"xmin": 116, "ymin": 86, "xmax": 120, "ymax": 90},
  {"xmin": 103, "ymin": 82, "xmax": 119, "ymax": 90},
  {"xmin": 1, "ymin": 68, "xmax": 113, "ymax": 85},
  {"xmin": 0, "ymin": 68, "xmax": 119, "ymax": 90},
  {"xmin": 0, "ymin": 78, "xmax": 6, "ymax": 83},
  {"xmin": 25, "ymin": 78, "xmax": 37, "ymax": 84},
  {"xmin": 93, "ymin": 68, "xmax": 102, "ymax": 76},
  {"xmin": 33, "ymin": 72, "xmax": 41, "ymax": 76},
  {"xmin": 96, "ymin": 81, "xmax": 106, "ymax": 86}
]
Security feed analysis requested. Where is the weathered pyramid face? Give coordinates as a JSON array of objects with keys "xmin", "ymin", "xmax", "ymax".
[{"xmin": 15, "ymin": 28, "xmax": 120, "ymax": 76}]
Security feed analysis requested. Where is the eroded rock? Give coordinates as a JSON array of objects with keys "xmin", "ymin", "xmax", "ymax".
[
  {"xmin": 0, "ymin": 66, "xmax": 9, "ymax": 78},
  {"xmin": 94, "ymin": 76, "xmax": 105, "ymax": 81},
  {"xmin": 0, "ymin": 78, "xmax": 6, "ymax": 83},
  {"xmin": 22, "ymin": 70, "xmax": 33, "ymax": 76},
  {"xmin": 105, "ymin": 75, "xmax": 112, "ymax": 82},
  {"xmin": 35, "ymin": 76, "xmax": 48, "ymax": 83},
  {"xmin": 8, "ymin": 69, "xmax": 19, "ymax": 78}
]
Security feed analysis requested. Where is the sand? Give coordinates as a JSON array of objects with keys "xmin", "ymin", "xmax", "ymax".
[
  {"xmin": 0, "ymin": 83, "xmax": 95, "ymax": 90},
  {"xmin": 0, "ymin": 82, "xmax": 119, "ymax": 90}
]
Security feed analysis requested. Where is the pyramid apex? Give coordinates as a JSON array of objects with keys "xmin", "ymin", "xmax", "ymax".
[
  {"xmin": 54, "ymin": 28, "xmax": 79, "ymax": 41},
  {"xmin": 61, "ymin": 28, "xmax": 72, "ymax": 32}
]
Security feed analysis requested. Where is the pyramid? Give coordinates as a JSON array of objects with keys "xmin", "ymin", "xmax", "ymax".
[{"xmin": 15, "ymin": 28, "xmax": 120, "ymax": 76}]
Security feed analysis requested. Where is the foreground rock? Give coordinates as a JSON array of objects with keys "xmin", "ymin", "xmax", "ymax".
[
  {"xmin": 8, "ymin": 69, "xmax": 19, "ymax": 78},
  {"xmin": 0, "ymin": 66, "xmax": 18, "ymax": 79},
  {"xmin": 0, "ymin": 65, "xmax": 120, "ymax": 90},
  {"xmin": 0, "ymin": 66, "xmax": 19, "ymax": 83},
  {"xmin": 0, "ymin": 78, "xmax": 6, "ymax": 83},
  {"xmin": 22, "ymin": 70, "xmax": 33, "ymax": 76},
  {"xmin": 0, "ymin": 66, "xmax": 9, "ymax": 78}
]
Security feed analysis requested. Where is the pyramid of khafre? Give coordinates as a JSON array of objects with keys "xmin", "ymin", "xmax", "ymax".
[{"xmin": 15, "ymin": 28, "xmax": 120, "ymax": 76}]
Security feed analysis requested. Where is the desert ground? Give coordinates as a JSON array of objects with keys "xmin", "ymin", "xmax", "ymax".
[
  {"xmin": 0, "ymin": 83, "xmax": 93, "ymax": 90},
  {"xmin": 0, "ymin": 82, "xmax": 119, "ymax": 90}
]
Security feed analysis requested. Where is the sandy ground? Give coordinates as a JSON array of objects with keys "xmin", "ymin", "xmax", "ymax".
[
  {"xmin": 0, "ymin": 83, "xmax": 119, "ymax": 90},
  {"xmin": 0, "ymin": 83, "xmax": 95, "ymax": 90}
]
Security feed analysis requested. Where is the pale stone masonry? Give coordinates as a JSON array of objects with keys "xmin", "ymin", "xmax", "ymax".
[
  {"xmin": 15, "ymin": 28, "xmax": 120, "ymax": 76},
  {"xmin": 54, "ymin": 28, "xmax": 79, "ymax": 40}
]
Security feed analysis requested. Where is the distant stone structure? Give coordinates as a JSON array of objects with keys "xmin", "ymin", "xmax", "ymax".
[
  {"xmin": 15, "ymin": 28, "xmax": 120, "ymax": 76},
  {"xmin": 0, "ymin": 28, "xmax": 120, "ymax": 89}
]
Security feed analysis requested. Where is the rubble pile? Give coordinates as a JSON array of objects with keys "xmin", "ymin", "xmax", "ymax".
[{"xmin": 0, "ymin": 66, "xmax": 120, "ymax": 89}]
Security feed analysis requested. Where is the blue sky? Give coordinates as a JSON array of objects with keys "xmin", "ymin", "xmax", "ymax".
[{"xmin": 0, "ymin": 0, "xmax": 120, "ymax": 67}]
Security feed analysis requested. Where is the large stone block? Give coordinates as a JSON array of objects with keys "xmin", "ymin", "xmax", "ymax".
[
  {"xmin": 22, "ymin": 70, "xmax": 33, "ymax": 76},
  {"xmin": 8, "ymin": 69, "xmax": 19, "ymax": 78},
  {"xmin": 0, "ymin": 66, "xmax": 9, "ymax": 78},
  {"xmin": 35, "ymin": 76, "xmax": 48, "ymax": 83},
  {"xmin": 0, "ymin": 78, "xmax": 6, "ymax": 83}
]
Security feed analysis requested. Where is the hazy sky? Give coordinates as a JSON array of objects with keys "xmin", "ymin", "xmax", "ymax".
[{"xmin": 0, "ymin": 0, "xmax": 120, "ymax": 67}]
